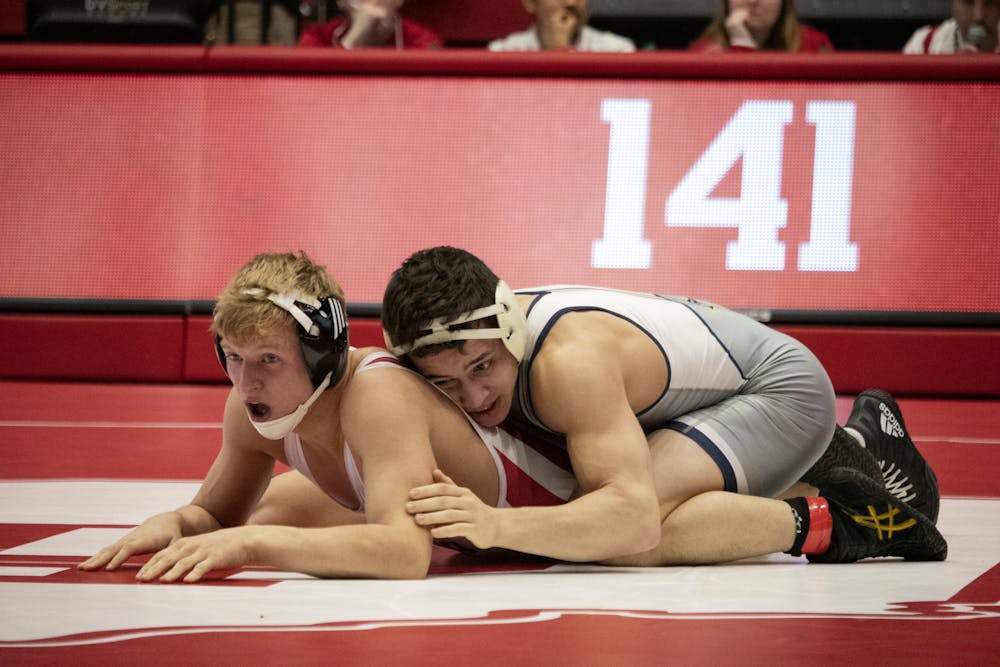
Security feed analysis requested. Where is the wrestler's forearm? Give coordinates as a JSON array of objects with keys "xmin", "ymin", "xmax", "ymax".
[
  {"xmin": 494, "ymin": 485, "xmax": 661, "ymax": 562},
  {"xmin": 247, "ymin": 523, "xmax": 433, "ymax": 579}
]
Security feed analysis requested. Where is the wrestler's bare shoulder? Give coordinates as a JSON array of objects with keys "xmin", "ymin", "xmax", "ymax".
[{"xmin": 342, "ymin": 347, "xmax": 454, "ymax": 414}]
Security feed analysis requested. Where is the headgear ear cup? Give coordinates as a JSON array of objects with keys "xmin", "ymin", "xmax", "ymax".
[
  {"xmin": 296, "ymin": 296, "xmax": 350, "ymax": 389},
  {"xmin": 493, "ymin": 280, "xmax": 527, "ymax": 362}
]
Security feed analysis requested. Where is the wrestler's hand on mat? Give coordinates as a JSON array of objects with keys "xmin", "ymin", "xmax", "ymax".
[
  {"xmin": 407, "ymin": 469, "xmax": 500, "ymax": 549},
  {"xmin": 136, "ymin": 528, "xmax": 251, "ymax": 583},
  {"xmin": 79, "ymin": 512, "xmax": 183, "ymax": 572}
]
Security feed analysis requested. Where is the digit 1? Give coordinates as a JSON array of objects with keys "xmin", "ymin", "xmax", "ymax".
[
  {"xmin": 592, "ymin": 99, "xmax": 652, "ymax": 269},
  {"xmin": 798, "ymin": 101, "xmax": 859, "ymax": 271}
]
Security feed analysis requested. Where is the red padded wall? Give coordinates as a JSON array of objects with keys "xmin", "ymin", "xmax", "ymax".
[
  {"xmin": 774, "ymin": 325, "xmax": 1000, "ymax": 397},
  {"xmin": 0, "ymin": 314, "xmax": 185, "ymax": 382},
  {"xmin": 1, "ymin": 313, "xmax": 998, "ymax": 397},
  {"xmin": 183, "ymin": 316, "xmax": 226, "ymax": 383}
]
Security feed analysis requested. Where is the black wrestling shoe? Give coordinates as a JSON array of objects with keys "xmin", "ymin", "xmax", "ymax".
[
  {"xmin": 808, "ymin": 466, "xmax": 947, "ymax": 563},
  {"xmin": 845, "ymin": 389, "xmax": 940, "ymax": 524},
  {"xmin": 801, "ymin": 424, "xmax": 883, "ymax": 489}
]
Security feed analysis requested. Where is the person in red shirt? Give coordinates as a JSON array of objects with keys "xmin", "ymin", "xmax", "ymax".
[
  {"xmin": 689, "ymin": 0, "xmax": 833, "ymax": 53},
  {"xmin": 298, "ymin": 0, "xmax": 441, "ymax": 49}
]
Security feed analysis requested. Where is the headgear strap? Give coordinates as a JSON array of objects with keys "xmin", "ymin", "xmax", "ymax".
[
  {"xmin": 385, "ymin": 281, "xmax": 527, "ymax": 362},
  {"xmin": 249, "ymin": 289, "xmax": 322, "ymax": 335}
]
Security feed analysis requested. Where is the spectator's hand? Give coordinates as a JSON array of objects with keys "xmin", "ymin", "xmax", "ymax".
[
  {"xmin": 340, "ymin": 0, "xmax": 396, "ymax": 48},
  {"xmin": 136, "ymin": 528, "xmax": 253, "ymax": 583},
  {"xmin": 78, "ymin": 512, "xmax": 183, "ymax": 572},
  {"xmin": 407, "ymin": 469, "xmax": 501, "ymax": 549},
  {"xmin": 344, "ymin": 0, "xmax": 389, "ymax": 23},
  {"xmin": 724, "ymin": 8, "xmax": 757, "ymax": 48},
  {"xmin": 537, "ymin": 5, "xmax": 582, "ymax": 50}
]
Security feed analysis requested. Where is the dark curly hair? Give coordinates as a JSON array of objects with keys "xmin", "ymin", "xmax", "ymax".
[{"xmin": 382, "ymin": 246, "xmax": 500, "ymax": 359}]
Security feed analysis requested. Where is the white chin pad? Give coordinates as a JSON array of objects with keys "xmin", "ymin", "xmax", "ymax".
[{"xmin": 387, "ymin": 280, "xmax": 527, "ymax": 361}]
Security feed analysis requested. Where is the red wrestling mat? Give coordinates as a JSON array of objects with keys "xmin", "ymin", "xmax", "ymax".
[{"xmin": 1, "ymin": 381, "xmax": 998, "ymax": 666}]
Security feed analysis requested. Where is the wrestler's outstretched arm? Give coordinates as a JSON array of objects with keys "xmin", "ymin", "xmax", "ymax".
[{"xmin": 79, "ymin": 389, "xmax": 276, "ymax": 574}]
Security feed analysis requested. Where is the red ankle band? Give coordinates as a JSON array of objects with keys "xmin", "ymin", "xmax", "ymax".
[{"xmin": 802, "ymin": 497, "xmax": 832, "ymax": 555}]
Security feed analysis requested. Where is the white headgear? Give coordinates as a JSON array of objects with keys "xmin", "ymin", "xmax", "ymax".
[{"xmin": 384, "ymin": 281, "xmax": 527, "ymax": 362}]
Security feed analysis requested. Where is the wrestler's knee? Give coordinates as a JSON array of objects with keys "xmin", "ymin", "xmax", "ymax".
[
  {"xmin": 247, "ymin": 491, "xmax": 289, "ymax": 525},
  {"xmin": 247, "ymin": 470, "xmax": 314, "ymax": 526}
]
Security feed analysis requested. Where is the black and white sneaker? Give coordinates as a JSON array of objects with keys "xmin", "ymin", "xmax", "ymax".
[
  {"xmin": 844, "ymin": 389, "xmax": 940, "ymax": 524},
  {"xmin": 808, "ymin": 466, "xmax": 947, "ymax": 563},
  {"xmin": 801, "ymin": 424, "xmax": 884, "ymax": 489}
]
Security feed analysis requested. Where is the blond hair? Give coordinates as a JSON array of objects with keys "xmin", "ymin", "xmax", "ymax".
[{"xmin": 212, "ymin": 251, "xmax": 345, "ymax": 345}]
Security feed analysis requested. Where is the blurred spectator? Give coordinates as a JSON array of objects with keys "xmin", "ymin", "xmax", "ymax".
[
  {"xmin": 204, "ymin": 1, "xmax": 298, "ymax": 45},
  {"xmin": 903, "ymin": 0, "xmax": 998, "ymax": 53},
  {"xmin": 689, "ymin": 0, "xmax": 833, "ymax": 53},
  {"xmin": 298, "ymin": 0, "xmax": 441, "ymax": 48},
  {"xmin": 488, "ymin": 0, "xmax": 635, "ymax": 52}
]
